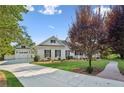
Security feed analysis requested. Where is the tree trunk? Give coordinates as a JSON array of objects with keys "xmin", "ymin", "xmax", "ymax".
[
  {"xmin": 0, "ymin": 54, "xmax": 4, "ymax": 61},
  {"xmin": 87, "ymin": 55, "xmax": 93, "ymax": 74},
  {"xmin": 89, "ymin": 58, "xmax": 92, "ymax": 68}
]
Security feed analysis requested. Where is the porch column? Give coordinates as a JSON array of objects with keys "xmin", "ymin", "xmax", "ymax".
[
  {"xmin": 61, "ymin": 49, "xmax": 65, "ymax": 59},
  {"xmin": 51, "ymin": 49, "xmax": 55, "ymax": 60}
]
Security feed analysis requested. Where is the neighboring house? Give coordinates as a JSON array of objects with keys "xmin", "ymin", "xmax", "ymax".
[{"xmin": 36, "ymin": 36, "xmax": 100, "ymax": 60}]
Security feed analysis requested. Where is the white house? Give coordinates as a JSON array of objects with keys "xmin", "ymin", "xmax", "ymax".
[
  {"xmin": 36, "ymin": 36, "xmax": 71, "ymax": 60},
  {"xmin": 36, "ymin": 36, "xmax": 100, "ymax": 60}
]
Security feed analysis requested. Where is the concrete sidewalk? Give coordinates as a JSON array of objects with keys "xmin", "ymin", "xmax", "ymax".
[
  {"xmin": 0, "ymin": 63, "xmax": 124, "ymax": 87},
  {"xmin": 97, "ymin": 61, "xmax": 124, "ymax": 82}
]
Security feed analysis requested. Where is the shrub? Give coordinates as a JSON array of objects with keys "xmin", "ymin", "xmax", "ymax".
[
  {"xmin": 66, "ymin": 56, "xmax": 73, "ymax": 60},
  {"xmin": 51, "ymin": 60, "xmax": 54, "ymax": 62},
  {"xmin": 60, "ymin": 59, "xmax": 65, "ymax": 62},
  {"xmin": 34, "ymin": 55, "xmax": 40, "ymax": 62},
  {"xmin": 58, "ymin": 57, "xmax": 61, "ymax": 60}
]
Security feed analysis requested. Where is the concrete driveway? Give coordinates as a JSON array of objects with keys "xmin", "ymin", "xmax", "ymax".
[
  {"xmin": 0, "ymin": 62, "xmax": 124, "ymax": 87},
  {"xmin": 3, "ymin": 59, "xmax": 33, "ymax": 65}
]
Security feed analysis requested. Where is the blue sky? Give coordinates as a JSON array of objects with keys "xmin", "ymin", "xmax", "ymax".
[{"xmin": 20, "ymin": 5, "xmax": 110, "ymax": 45}]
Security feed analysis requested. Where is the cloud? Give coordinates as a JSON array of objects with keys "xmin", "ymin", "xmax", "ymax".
[
  {"xmin": 93, "ymin": 6, "xmax": 111, "ymax": 16},
  {"xmin": 39, "ymin": 5, "xmax": 62, "ymax": 15},
  {"xmin": 26, "ymin": 5, "xmax": 35, "ymax": 11},
  {"xmin": 48, "ymin": 25, "xmax": 55, "ymax": 29}
]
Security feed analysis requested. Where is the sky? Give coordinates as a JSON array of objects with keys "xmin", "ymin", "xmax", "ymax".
[{"xmin": 20, "ymin": 5, "xmax": 110, "ymax": 45}]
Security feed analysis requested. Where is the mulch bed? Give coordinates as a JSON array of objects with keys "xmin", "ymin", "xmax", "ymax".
[
  {"xmin": 72, "ymin": 68, "xmax": 103, "ymax": 76},
  {"xmin": 0, "ymin": 72, "xmax": 7, "ymax": 87}
]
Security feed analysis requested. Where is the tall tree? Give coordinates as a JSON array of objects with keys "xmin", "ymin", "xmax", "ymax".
[
  {"xmin": 68, "ymin": 6, "xmax": 106, "ymax": 73},
  {"xmin": 17, "ymin": 26, "xmax": 35, "ymax": 47},
  {"xmin": 0, "ymin": 5, "xmax": 28, "ymax": 60},
  {"xmin": 106, "ymin": 6, "xmax": 124, "ymax": 59}
]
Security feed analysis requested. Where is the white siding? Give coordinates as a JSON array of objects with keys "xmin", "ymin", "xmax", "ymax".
[
  {"xmin": 37, "ymin": 45, "xmax": 69, "ymax": 60},
  {"xmin": 15, "ymin": 49, "xmax": 32, "ymax": 59}
]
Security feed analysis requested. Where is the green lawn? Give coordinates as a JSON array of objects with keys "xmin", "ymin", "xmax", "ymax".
[
  {"xmin": 33, "ymin": 59, "xmax": 109, "ymax": 75},
  {"xmin": 0, "ymin": 70, "xmax": 23, "ymax": 87},
  {"xmin": 113, "ymin": 59, "xmax": 124, "ymax": 75}
]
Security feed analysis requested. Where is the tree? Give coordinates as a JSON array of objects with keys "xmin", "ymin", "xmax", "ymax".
[
  {"xmin": 106, "ymin": 6, "xmax": 124, "ymax": 59},
  {"xmin": 0, "ymin": 5, "xmax": 28, "ymax": 60},
  {"xmin": 15, "ymin": 26, "xmax": 36, "ymax": 56},
  {"xmin": 17, "ymin": 26, "xmax": 35, "ymax": 47},
  {"xmin": 68, "ymin": 6, "xmax": 106, "ymax": 73}
]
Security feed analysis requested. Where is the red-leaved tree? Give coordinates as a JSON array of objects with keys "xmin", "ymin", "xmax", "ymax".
[
  {"xmin": 106, "ymin": 5, "xmax": 124, "ymax": 59},
  {"xmin": 68, "ymin": 6, "xmax": 107, "ymax": 73}
]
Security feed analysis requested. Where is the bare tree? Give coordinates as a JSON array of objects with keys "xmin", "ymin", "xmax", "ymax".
[{"xmin": 68, "ymin": 6, "xmax": 106, "ymax": 73}]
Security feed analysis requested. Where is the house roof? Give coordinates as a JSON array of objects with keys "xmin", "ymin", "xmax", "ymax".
[
  {"xmin": 16, "ymin": 48, "xmax": 30, "ymax": 49},
  {"xmin": 60, "ymin": 40, "xmax": 68, "ymax": 46},
  {"xmin": 16, "ymin": 45, "xmax": 30, "ymax": 49},
  {"xmin": 38, "ymin": 36, "xmax": 68, "ymax": 47}
]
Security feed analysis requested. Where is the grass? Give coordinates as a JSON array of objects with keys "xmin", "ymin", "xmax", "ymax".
[
  {"xmin": 113, "ymin": 59, "xmax": 124, "ymax": 75},
  {"xmin": 106, "ymin": 54, "xmax": 119, "ymax": 59},
  {"xmin": 0, "ymin": 70, "xmax": 23, "ymax": 87},
  {"xmin": 33, "ymin": 59, "xmax": 109, "ymax": 75}
]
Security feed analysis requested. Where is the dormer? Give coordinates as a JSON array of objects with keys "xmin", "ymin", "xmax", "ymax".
[
  {"xmin": 50, "ymin": 39, "xmax": 56, "ymax": 43},
  {"xmin": 21, "ymin": 45, "xmax": 26, "ymax": 48}
]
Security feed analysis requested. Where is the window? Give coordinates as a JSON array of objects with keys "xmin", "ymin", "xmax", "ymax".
[
  {"xmin": 18, "ymin": 52, "xmax": 28, "ymax": 54},
  {"xmin": 65, "ymin": 50, "xmax": 70, "ymax": 57},
  {"xmin": 51, "ymin": 40, "xmax": 56, "ymax": 43},
  {"xmin": 21, "ymin": 46, "xmax": 26, "ymax": 48},
  {"xmin": 75, "ymin": 51, "xmax": 79, "ymax": 55},
  {"xmin": 75, "ymin": 51, "xmax": 83, "ymax": 55},
  {"xmin": 55, "ymin": 50, "xmax": 61, "ymax": 57},
  {"xmin": 44, "ymin": 50, "xmax": 51, "ymax": 58},
  {"xmin": 80, "ymin": 52, "xmax": 83, "ymax": 55}
]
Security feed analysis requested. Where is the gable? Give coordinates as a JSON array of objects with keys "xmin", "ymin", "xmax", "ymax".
[{"xmin": 38, "ymin": 36, "xmax": 65, "ymax": 46}]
